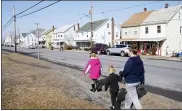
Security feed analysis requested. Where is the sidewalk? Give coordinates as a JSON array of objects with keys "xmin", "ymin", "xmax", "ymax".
[{"xmin": 140, "ymin": 55, "xmax": 182, "ymax": 62}]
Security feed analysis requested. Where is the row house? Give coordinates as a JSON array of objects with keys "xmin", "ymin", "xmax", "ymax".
[
  {"xmin": 52, "ymin": 24, "xmax": 78, "ymax": 48},
  {"xmin": 4, "ymin": 35, "xmax": 13, "ymax": 46},
  {"xmin": 25, "ymin": 33, "xmax": 38, "ymax": 47},
  {"xmin": 76, "ymin": 18, "xmax": 121, "ymax": 49},
  {"xmin": 4, "ymin": 33, "xmax": 19, "ymax": 46},
  {"xmin": 16, "ymin": 33, "xmax": 37, "ymax": 48},
  {"xmin": 118, "ymin": 4, "xmax": 182, "ymax": 56},
  {"xmin": 17, "ymin": 33, "xmax": 29, "ymax": 47},
  {"xmin": 40, "ymin": 27, "xmax": 55, "ymax": 48}
]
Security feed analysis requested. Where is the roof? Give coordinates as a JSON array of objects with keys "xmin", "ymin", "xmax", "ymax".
[
  {"xmin": 116, "ymin": 37, "xmax": 166, "ymax": 42},
  {"xmin": 121, "ymin": 5, "xmax": 182, "ymax": 27},
  {"xmin": 21, "ymin": 33, "xmax": 28, "ymax": 37},
  {"xmin": 41, "ymin": 28, "xmax": 54, "ymax": 36},
  {"xmin": 142, "ymin": 5, "xmax": 182, "ymax": 25},
  {"xmin": 77, "ymin": 19, "xmax": 108, "ymax": 32},
  {"xmin": 54, "ymin": 24, "xmax": 74, "ymax": 33},
  {"xmin": 121, "ymin": 11, "xmax": 153, "ymax": 27}
]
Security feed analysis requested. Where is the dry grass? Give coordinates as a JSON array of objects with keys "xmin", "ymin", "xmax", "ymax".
[
  {"xmin": 2, "ymin": 52, "xmax": 182, "ymax": 109},
  {"xmin": 1, "ymin": 53, "xmax": 104, "ymax": 110}
]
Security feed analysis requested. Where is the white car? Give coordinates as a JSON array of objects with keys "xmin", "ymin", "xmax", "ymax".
[{"xmin": 107, "ymin": 44, "xmax": 131, "ymax": 57}]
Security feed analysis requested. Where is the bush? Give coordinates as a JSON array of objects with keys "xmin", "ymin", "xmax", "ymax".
[
  {"xmin": 64, "ymin": 45, "xmax": 73, "ymax": 50},
  {"xmin": 84, "ymin": 48, "xmax": 90, "ymax": 51}
]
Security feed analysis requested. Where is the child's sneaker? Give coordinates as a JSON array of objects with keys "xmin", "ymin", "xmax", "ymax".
[
  {"xmin": 90, "ymin": 88, "xmax": 96, "ymax": 92},
  {"xmin": 110, "ymin": 106, "xmax": 115, "ymax": 110}
]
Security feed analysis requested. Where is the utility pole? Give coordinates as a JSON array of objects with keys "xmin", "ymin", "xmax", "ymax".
[
  {"xmin": 111, "ymin": 17, "xmax": 114, "ymax": 47},
  {"xmin": 13, "ymin": 5, "xmax": 17, "ymax": 53},
  {"xmin": 35, "ymin": 23, "xmax": 40, "ymax": 60},
  {"xmin": 18, "ymin": 28, "xmax": 20, "ymax": 47},
  {"xmin": 90, "ymin": 0, "xmax": 93, "ymax": 48}
]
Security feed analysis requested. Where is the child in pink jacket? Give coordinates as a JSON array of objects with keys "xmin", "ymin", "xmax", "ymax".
[{"xmin": 84, "ymin": 53, "xmax": 102, "ymax": 92}]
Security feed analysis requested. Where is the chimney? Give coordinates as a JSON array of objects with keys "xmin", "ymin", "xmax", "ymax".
[
  {"xmin": 52, "ymin": 26, "xmax": 55, "ymax": 32},
  {"xmin": 77, "ymin": 23, "xmax": 80, "ymax": 30},
  {"xmin": 165, "ymin": 3, "xmax": 168, "ymax": 8},
  {"xmin": 144, "ymin": 8, "xmax": 147, "ymax": 11}
]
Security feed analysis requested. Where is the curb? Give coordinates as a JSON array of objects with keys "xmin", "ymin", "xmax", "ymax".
[{"xmin": 145, "ymin": 57, "xmax": 182, "ymax": 62}]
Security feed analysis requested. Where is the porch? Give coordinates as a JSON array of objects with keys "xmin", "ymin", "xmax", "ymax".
[
  {"xmin": 53, "ymin": 42, "xmax": 65, "ymax": 49},
  {"xmin": 75, "ymin": 40, "xmax": 95, "ymax": 49},
  {"xmin": 117, "ymin": 37, "xmax": 166, "ymax": 56}
]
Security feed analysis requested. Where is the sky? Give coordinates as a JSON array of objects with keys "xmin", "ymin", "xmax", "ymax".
[{"xmin": 2, "ymin": 1, "xmax": 182, "ymax": 41}]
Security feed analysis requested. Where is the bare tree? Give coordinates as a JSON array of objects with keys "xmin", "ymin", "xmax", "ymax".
[{"xmin": 64, "ymin": 33, "xmax": 75, "ymax": 46}]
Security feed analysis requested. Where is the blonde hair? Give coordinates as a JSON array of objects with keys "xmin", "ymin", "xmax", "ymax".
[
  {"xmin": 108, "ymin": 65, "xmax": 115, "ymax": 73},
  {"xmin": 90, "ymin": 53, "xmax": 96, "ymax": 58}
]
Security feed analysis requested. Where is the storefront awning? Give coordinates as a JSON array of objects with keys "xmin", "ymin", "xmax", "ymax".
[{"xmin": 116, "ymin": 37, "xmax": 166, "ymax": 42}]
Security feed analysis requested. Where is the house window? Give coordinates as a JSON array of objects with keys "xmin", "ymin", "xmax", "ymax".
[
  {"xmin": 180, "ymin": 26, "xmax": 182, "ymax": 34},
  {"xmin": 61, "ymin": 35, "xmax": 62, "ymax": 37},
  {"xmin": 145, "ymin": 27, "xmax": 148, "ymax": 34},
  {"xmin": 108, "ymin": 32, "xmax": 110, "ymax": 34},
  {"xmin": 134, "ymin": 31, "xmax": 137, "ymax": 35},
  {"xmin": 107, "ymin": 23, "xmax": 109, "ymax": 28},
  {"xmin": 125, "ymin": 32, "xmax": 127, "ymax": 35},
  {"xmin": 87, "ymin": 35, "xmax": 88, "ymax": 37},
  {"xmin": 157, "ymin": 26, "xmax": 161, "ymax": 33},
  {"xmin": 74, "ymin": 26, "xmax": 75, "ymax": 31},
  {"xmin": 82, "ymin": 33, "xmax": 83, "ymax": 36},
  {"xmin": 116, "ymin": 32, "xmax": 118, "ymax": 37}
]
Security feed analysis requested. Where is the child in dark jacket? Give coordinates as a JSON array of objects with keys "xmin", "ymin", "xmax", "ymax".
[{"xmin": 105, "ymin": 65, "xmax": 122, "ymax": 109}]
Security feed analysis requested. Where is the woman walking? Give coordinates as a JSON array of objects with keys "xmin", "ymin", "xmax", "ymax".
[
  {"xmin": 121, "ymin": 49, "xmax": 145, "ymax": 109},
  {"xmin": 84, "ymin": 53, "xmax": 102, "ymax": 92}
]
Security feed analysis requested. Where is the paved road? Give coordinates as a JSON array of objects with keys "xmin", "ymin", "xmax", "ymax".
[{"xmin": 2, "ymin": 47, "xmax": 182, "ymax": 93}]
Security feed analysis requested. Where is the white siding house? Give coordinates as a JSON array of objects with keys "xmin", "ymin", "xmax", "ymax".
[
  {"xmin": 120, "ymin": 4, "xmax": 182, "ymax": 56},
  {"xmin": 4, "ymin": 35, "xmax": 13, "ymax": 46},
  {"xmin": 52, "ymin": 24, "xmax": 78, "ymax": 48},
  {"xmin": 23, "ymin": 33, "xmax": 38, "ymax": 47},
  {"xmin": 76, "ymin": 18, "xmax": 120, "ymax": 48},
  {"xmin": 17, "ymin": 33, "xmax": 29, "ymax": 47}
]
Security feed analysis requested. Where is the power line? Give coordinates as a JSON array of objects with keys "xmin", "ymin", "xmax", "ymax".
[
  {"xmin": 2, "ymin": 17, "xmax": 13, "ymax": 29},
  {"xmin": 16, "ymin": 0, "xmax": 44, "ymax": 16},
  {"xmin": 93, "ymin": 1, "xmax": 161, "ymax": 14},
  {"xmin": 3, "ymin": 1, "xmax": 44, "ymax": 31},
  {"xmin": 16, "ymin": 1, "xmax": 60, "ymax": 18},
  {"xmin": 2, "ymin": 19, "xmax": 13, "ymax": 31}
]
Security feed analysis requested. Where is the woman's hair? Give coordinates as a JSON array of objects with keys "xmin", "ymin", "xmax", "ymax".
[
  {"xmin": 108, "ymin": 65, "xmax": 115, "ymax": 73},
  {"xmin": 90, "ymin": 53, "xmax": 96, "ymax": 58},
  {"xmin": 129, "ymin": 48, "xmax": 138, "ymax": 55}
]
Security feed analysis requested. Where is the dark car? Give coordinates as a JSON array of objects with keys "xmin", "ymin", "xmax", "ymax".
[{"xmin": 89, "ymin": 43, "xmax": 109, "ymax": 54}]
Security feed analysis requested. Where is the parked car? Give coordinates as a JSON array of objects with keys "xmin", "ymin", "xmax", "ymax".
[
  {"xmin": 28, "ymin": 45, "xmax": 36, "ymax": 49},
  {"xmin": 106, "ymin": 44, "xmax": 131, "ymax": 57},
  {"xmin": 89, "ymin": 43, "xmax": 109, "ymax": 54}
]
